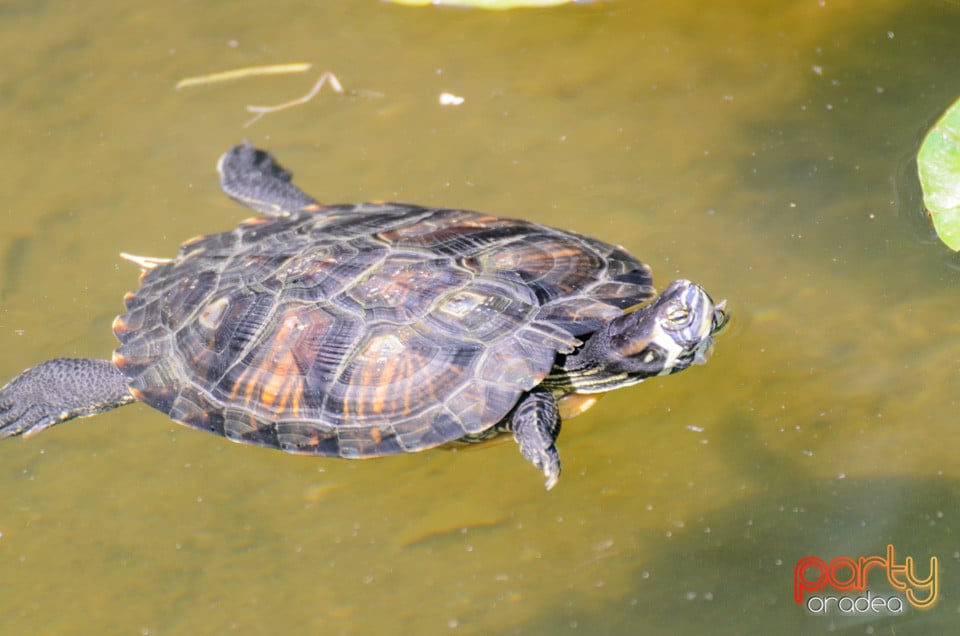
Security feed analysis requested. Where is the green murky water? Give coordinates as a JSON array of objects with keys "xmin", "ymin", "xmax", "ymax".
[{"xmin": 2, "ymin": 1, "xmax": 960, "ymax": 634}]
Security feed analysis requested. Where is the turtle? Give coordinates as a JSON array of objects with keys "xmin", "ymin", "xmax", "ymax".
[{"xmin": 0, "ymin": 142, "xmax": 727, "ymax": 489}]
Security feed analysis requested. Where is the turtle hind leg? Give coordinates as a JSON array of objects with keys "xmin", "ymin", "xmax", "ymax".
[
  {"xmin": 510, "ymin": 388, "xmax": 563, "ymax": 490},
  {"xmin": 0, "ymin": 358, "xmax": 134, "ymax": 439}
]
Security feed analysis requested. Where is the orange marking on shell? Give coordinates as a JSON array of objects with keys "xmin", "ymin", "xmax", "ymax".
[
  {"xmin": 112, "ymin": 351, "xmax": 127, "ymax": 367},
  {"xmin": 454, "ymin": 214, "xmax": 501, "ymax": 230},
  {"xmin": 370, "ymin": 427, "xmax": 382, "ymax": 445},
  {"xmin": 290, "ymin": 384, "xmax": 301, "ymax": 418},
  {"xmin": 401, "ymin": 361, "xmax": 414, "ymax": 417},
  {"xmin": 265, "ymin": 351, "xmax": 304, "ymax": 417},
  {"xmin": 272, "ymin": 378, "xmax": 289, "ymax": 413},
  {"xmin": 259, "ymin": 382, "xmax": 278, "ymax": 408},
  {"xmin": 371, "ymin": 356, "xmax": 398, "ymax": 415},
  {"xmin": 227, "ymin": 363, "xmax": 261, "ymax": 408},
  {"xmin": 228, "ymin": 370, "xmax": 246, "ymax": 401},
  {"xmin": 229, "ymin": 314, "xmax": 306, "ymax": 417},
  {"xmin": 180, "ymin": 234, "xmax": 207, "ymax": 248},
  {"xmin": 259, "ymin": 351, "xmax": 292, "ymax": 409},
  {"xmin": 355, "ymin": 333, "xmax": 409, "ymax": 418},
  {"xmin": 112, "ymin": 315, "xmax": 128, "ymax": 334},
  {"xmin": 243, "ymin": 368, "xmax": 260, "ymax": 406}
]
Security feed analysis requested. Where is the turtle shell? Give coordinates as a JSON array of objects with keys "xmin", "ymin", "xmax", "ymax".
[{"xmin": 112, "ymin": 203, "xmax": 655, "ymax": 458}]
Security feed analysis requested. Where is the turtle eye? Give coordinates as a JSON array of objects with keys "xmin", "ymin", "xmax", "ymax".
[{"xmin": 666, "ymin": 302, "xmax": 690, "ymax": 326}]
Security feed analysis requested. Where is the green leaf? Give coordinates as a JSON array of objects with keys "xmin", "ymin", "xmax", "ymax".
[{"xmin": 918, "ymin": 96, "xmax": 960, "ymax": 251}]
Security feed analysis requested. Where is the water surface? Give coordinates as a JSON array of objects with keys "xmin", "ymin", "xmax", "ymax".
[{"xmin": 2, "ymin": 1, "xmax": 960, "ymax": 634}]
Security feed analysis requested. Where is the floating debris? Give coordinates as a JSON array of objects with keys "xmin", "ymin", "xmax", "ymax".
[
  {"xmin": 119, "ymin": 252, "xmax": 173, "ymax": 270},
  {"xmin": 176, "ymin": 65, "xmax": 357, "ymax": 128},
  {"xmin": 244, "ymin": 71, "xmax": 345, "ymax": 127},
  {"xmin": 439, "ymin": 92, "xmax": 465, "ymax": 106},
  {"xmin": 175, "ymin": 63, "xmax": 313, "ymax": 90}
]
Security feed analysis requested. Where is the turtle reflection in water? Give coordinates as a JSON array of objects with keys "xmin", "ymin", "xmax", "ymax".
[{"xmin": 0, "ymin": 143, "xmax": 727, "ymax": 489}]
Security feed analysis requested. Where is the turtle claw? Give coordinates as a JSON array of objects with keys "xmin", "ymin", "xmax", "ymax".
[
  {"xmin": 542, "ymin": 454, "xmax": 561, "ymax": 491},
  {"xmin": 518, "ymin": 436, "xmax": 561, "ymax": 491},
  {"xmin": 0, "ymin": 373, "xmax": 60, "ymax": 438},
  {"xmin": 511, "ymin": 388, "xmax": 563, "ymax": 490}
]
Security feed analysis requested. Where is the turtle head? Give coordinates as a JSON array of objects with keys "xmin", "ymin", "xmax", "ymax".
[{"xmin": 564, "ymin": 280, "xmax": 727, "ymax": 389}]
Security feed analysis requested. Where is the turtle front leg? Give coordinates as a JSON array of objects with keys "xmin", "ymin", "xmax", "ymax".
[
  {"xmin": 511, "ymin": 388, "xmax": 562, "ymax": 490},
  {"xmin": 0, "ymin": 358, "xmax": 134, "ymax": 439}
]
